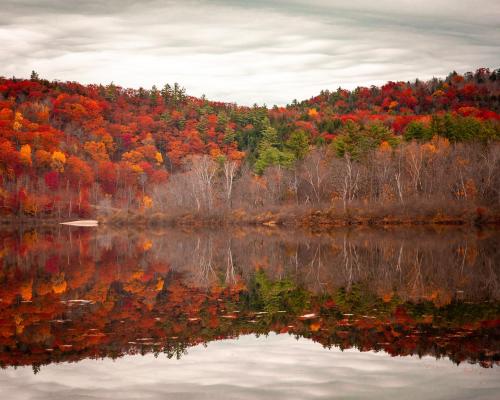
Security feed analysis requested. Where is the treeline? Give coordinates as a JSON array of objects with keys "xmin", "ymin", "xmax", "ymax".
[
  {"xmin": 296, "ymin": 67, "xmax": 500, "ymax": 115},
  {"xmin": 0, "ymin": 68, "xmax": 499, "ymax": 221}
]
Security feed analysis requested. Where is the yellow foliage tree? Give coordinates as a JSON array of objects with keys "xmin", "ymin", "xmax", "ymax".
[
  {"xmin": 51, "ymin": 151, "xmax": 67, "ymax": 172},
  {"xmin": 84, "ymin": 141, "xmax": 109, "ymax": 162},
  {"xmin": 131, "ymin": 164, "xmax": 144, "ymax": 174},
  {"xmin": 122, "ymin": 150, "xmax": 144, "ymax": 164},
  {"xmin": 19, "ymin": 144, "xmax": 32, "ymax": 166},
  {"xmin": 12, "ymin": 112, "xmax": 23, "ymax": 131},
  {"xmin": 155, "ymin": 152, "xmax": 163, "ymax": 165},
  {"xmin": 308, "ymin": 108, "xmax": 319, "ymax": 118}
]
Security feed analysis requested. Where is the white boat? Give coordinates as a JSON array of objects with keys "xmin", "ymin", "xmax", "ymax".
[{"xmin": 60, "ymin": 220, "xmax": 99, "ymax": 227}]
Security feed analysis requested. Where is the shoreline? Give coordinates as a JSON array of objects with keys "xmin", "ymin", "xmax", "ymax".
[{"xmin": 2, "ymin": 208, "xmax": 499, "ymax": 230}]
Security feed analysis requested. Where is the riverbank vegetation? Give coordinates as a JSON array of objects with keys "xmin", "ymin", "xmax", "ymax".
[{"xmin": 1, "ymin": 68, "xmax": 499, "ymax": 225}]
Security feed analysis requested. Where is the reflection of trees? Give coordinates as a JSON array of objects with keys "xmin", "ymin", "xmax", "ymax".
[
  {"xmin": 2, "ymin": 226, "xmax": 500, "ymax": 302},
  {"xmin": 1, "ymin": 272, "xmax": 498, "ymax": 371},
  {"xmin": 225, "ymin": 242, "xmax": 236, "ymax": 286},
  {"xmin": 194, "ymin": 236, "xmax": 216, "ymax": 287},
  {"xmin": 304, "ymin": 244, "xmax": 326, "ymax": 292},
  {"xmin": 408, "ymin": 250, "xmax": 424, "ymax": 298},
  {"xmin": 342, "ymin": 234, "xmax": 360, "ymax": 292},
  {"xmin": 0, "ymin": 226, "xmax": 499, "ymax": 371}
]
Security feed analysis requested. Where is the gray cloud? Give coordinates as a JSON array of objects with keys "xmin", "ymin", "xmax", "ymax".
[{"xmin": 0, "ymin": 0, "xmax": 499, "ymax": 105}]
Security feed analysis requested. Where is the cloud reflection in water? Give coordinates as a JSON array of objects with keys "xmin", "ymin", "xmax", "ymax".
[{"xmin": 0, "ymin": 333, "xmax": 498, "ymax": 400}]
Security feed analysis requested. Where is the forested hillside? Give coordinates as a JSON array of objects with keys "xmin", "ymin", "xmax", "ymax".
[{"xmin": 0, "ymin": 68, "xmax": 499, "ymax": 223}]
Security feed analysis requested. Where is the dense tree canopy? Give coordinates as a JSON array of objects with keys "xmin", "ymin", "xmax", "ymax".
[{"xmin": 0, "ymin": 68, "xmax": 498, "ymax": 218}]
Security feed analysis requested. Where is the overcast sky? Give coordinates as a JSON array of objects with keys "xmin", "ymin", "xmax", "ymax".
[{"xmin": 1, "ymin": 0, "xmax": 499, "ymax": 105}]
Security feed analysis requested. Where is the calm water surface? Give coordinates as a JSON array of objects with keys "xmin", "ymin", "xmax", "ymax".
[{"xmin": 0, "ymin": 226, "xmax": 499, "ymax": 399}]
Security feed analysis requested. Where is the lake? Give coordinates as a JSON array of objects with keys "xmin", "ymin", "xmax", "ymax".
[{"xmin": 0, "ymin": 226, "xmax": 499, "ymax": 399}]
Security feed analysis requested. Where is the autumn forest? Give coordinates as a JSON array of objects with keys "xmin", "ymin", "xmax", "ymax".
[{"xmin": 0, "ymin": 68, "xmax": 499, "ymax": 226}]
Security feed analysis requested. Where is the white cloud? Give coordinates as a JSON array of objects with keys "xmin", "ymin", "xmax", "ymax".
[{"xmin": 0, "ymin": 1, "xmax": 498, "ymax": 105}]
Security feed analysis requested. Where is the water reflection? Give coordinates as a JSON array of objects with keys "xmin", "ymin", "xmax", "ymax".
[
  {"xmin": 1, "ymin": 334, "xmax": 499, "ymax": 400},
  {"xmin": 0, "ymin": 226, "xmax": 499, "ymax": 373}
]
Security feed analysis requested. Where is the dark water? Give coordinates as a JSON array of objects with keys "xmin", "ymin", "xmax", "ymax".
[{"xmin": 0, "ymin": 226, "xmax": 499, "ymax": 399}]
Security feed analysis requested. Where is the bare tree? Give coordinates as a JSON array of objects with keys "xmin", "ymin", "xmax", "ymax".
[
  {"xmin": 222, "ymin": 158, "xmax": 238, "ymax": 207},
  {"xmin": 301, "ymin": 147, "xmax": 330, "ymax": 205},
  {"xmin": 190, "ymin": 155, "xmax": 218, "ymax": 211},
  {"xmin": 341, "ymin": 155, "xmax": 360, "ymax": 211},
  {"xmin": 404, "ymin": 142, "xmax": 424, "ymax": 195}
]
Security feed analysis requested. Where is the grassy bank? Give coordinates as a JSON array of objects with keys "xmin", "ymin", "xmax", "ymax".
[
  {"xmin": 96, "ymin": 205, "xmax": 500, "ymax": 230},
  {"xmin": 2, "ymin": 205, "xmax": 499, "ymax": 230}
]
